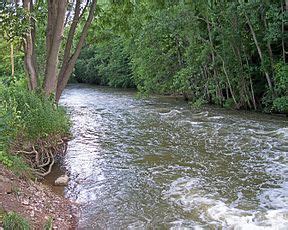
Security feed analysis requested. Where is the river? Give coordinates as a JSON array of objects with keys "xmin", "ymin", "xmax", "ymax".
[{"xmin": 59, "ymin": 84, "xmax": 288, "ymax": 229}]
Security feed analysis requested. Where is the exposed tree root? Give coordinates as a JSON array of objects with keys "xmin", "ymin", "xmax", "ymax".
[{"xmin": 10, "ymin": 134, "xmax": 70, "ymax": 178}]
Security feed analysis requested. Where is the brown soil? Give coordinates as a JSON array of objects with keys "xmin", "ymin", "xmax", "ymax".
[{"xmin": 0, "ymin": 164, "xmax": 78, "ymax": 229}]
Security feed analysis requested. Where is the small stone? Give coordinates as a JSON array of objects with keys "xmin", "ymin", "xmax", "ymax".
[
  {"xmin": 30, "ymin": 210, "xmax": 35, "ymax": 217},
  {"xmin": 22, "ymin": 199, "xmax": 29, "ymax": 205},
  {"xmin": 54, "ymin": 175, "xmax": 69, "ymax": 186},
  {"xmin": 0, "ymin": 175, "xmax": 10, "ymax": 183},
  {"xmin": 0, "ymin": 182, "xmax": 12, "ymax": 194}
]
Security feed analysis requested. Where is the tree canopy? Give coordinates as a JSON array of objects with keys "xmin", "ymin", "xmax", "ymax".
[{"xmin": 1, "ymin": 0, "xmax": 287, "ymax": 113}]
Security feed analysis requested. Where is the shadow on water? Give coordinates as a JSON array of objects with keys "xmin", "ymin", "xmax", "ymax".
[
  {"xmin": 43, "ymin": 162, "xmax": 66, "ymax": 196},
  {"xmin": 59, "ymin": 84, "xmax": 288, "ymax": 229}
]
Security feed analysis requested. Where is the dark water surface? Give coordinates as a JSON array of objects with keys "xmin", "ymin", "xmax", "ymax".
[{"xmin": 60, "ymin": 84, "xmax": 288, "ymax": 229}]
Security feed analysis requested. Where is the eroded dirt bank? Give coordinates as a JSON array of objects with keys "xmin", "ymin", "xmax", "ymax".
[{"xmin": 0, "ymin": 164, "xmax": 78, "ymax": 229}]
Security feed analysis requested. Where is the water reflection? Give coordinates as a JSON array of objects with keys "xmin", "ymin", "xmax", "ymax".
[{"xmin": 60, "ymin": 84, "xmax": 288, "ymax": 229}]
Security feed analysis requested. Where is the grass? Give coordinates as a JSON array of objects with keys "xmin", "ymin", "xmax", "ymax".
[
  {"xmin": 43, "ymin": 217, "xmax": 53, "ymax": 230},
  {"xmin": 3, "ymin": 211, "xmax": 30, "ymax": 230}
]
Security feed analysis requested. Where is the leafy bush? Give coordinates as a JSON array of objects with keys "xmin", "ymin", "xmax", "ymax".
[
  {"xmin": 0, "ymin": 151, "xmax": 13, "ymax": 167},
  {"xmin": 274, "ymin": 63, "xmax": 288, "ymax": 96},
  {"xmin": 132, "ymin": 6, "xmax": 195, "ymax": 95},
  {"xmin": 190, "ymin": 98, "xmax": 207, "ymax": 109},
  {"xmin": 223, "ymin": 98, "xmax": 236, "ymax": 109},
  {"xmin": 273, "ymin": 96, "xmax": 288, "ymax": 113},
  {"xmin": 74, "ymin": 37, "xmax": 135, "ymax": 88}
]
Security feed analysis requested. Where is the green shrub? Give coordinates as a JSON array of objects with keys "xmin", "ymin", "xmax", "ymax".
[
  {"xmin": 273, "ymin": 96, "xmax": 288, "ymax": 113},
  {"xmin": 190, "ymin": 98, "xmax": 207, "ymax": 109},
  {"xmin": 223, "ymin": 98, "xmax": 236, "ymax": 109},
  {"xmin": 3, "ymin": 211, "xmax": 30, "ymax": 230},
  {"xmin": 1, "ymin": 84, "xmax": 70, "ymax": 141},
  {"xmin": 0, "ymin": 151, "xmax": 13, "ymax": 167},
  {"xmin": 74, "ymin": 37, "xmax": 135, "ymax": 88}
]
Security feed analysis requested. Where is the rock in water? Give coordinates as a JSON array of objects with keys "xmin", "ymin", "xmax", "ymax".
[{"xmin": 54, "ymin": 175, "xmax": 69, "ymax": 186}]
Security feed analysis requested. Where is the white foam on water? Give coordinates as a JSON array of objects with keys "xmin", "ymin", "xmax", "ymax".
[
  {"xmin": 127, "ymin": 221, "xmax": 146, "ymax": 230},
  {"xmin": 164, "ymin": 177, "xmax": 288, "ymax": 229},
  {"xmin": 276, "ymin": 127, "xmax": 288, "ymax": 139},
  {"xmin": 207, "ymin": 116, "xmax": 224, "ymax": 120},
  {"xmin": 207, "ymin": 202, "xmax": 255, "ymax": 228},
  {"xmin": 169, "ymin": 220, "xmax": 205, "ymax": 230},
  {"xmin": 192, "ymin": 111, "xmax": 209, "ymax": 117},
  {"xmin": 160, "ymin": 109, "xmax": 182, "ymax": 117},
  {"xmin": 179, "ymin": 120, "xmax": 203, "ymax": 126},
  {"xmin": 259, "ymin": 183, "xmax": 288, "ymax": 209},
  {"xmin": 264, "ymin": 209, "xmax": 288, "ymax": 228}
]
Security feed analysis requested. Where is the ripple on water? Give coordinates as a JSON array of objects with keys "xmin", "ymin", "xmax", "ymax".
[{"xmin": 59, "ymin": 85, "xmax": 288, "ymax": 229}]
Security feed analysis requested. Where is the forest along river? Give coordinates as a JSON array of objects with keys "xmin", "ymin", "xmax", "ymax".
[{"xmin": 59, "ymin": 84, "xmax": 288, "ymax": 229}]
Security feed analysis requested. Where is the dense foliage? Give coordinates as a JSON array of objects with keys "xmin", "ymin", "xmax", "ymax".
[
  {"xmin": 74, "ymin": 0, "xmax": 288, "ymax": 113},
  {"xmin": 74, "ymin": 36, "xmax": 134, "ymax": 88}
]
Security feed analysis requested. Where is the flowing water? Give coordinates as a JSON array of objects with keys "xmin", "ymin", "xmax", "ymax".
[{"xmin": 60, "ymin": 84, "xmax": 288, "ymax": 229}]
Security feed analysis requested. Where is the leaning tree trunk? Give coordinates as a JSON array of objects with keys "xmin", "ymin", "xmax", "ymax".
[
  {"xmin": 245, "ymin": 14, "xmax": 273, "ymax": 91},
  {"xmin": 43, "ymin": 0, "xmax": 67, "ymax": 96},
  {"xmin": 10, "ymin": 43, "xmax": 14, "ymax": 79},
  {"xmin": 282, "ymin": 0, "xmax": 287, "ymax": 63},
  {"xmin": 23, "ymin": 0, "xmax": 38, "ymax": 90},
  {"xmin": 55, "ymin": 0, "xmax": 97, "ymax": 102},
  {"xmin": 21, "ymin": 0, "xmax": 97, "ymax": 97},
  {"xmin": 263, "ymin": 12, "xmax": 275, "ymax": 79}
]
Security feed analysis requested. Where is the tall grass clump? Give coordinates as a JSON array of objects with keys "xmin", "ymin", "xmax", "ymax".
[
  {"xmin": 3, "ymin": 211, "xmax": 31, "ymax": 230},
  {"xmin": 1, "ymin": 85, "xmax": 70, "ymax": 140}
]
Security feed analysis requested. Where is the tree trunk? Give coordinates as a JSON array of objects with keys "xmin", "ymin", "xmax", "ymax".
[
  {"xmin": 282, "ymin": 1, "xmax": 287, "ymax": 63},
  {"xmin": 206, "ymin": 18, "xmax": 217, "ymax": 79},
  {"xmin": 61, "ymin": 0, "xmax": 81, "ymax": 73},
  {"xmin": 243, "ymin": 47, "xmax": 257, "ymax": 110},
  {"xmin": 43, "ymin": 0, "xmax": 67, "ymax": 96},
  {"xmin": 210, "ymin": 16, "xmax": 239, "ymax": 107},
  {"xmin": 222, "ymin": 58, "xmax": 238, "ymax": 108},
  {"xmin": 56, "ymin": 0, "xmax": 97, "ymax": 102},
  {"xmin": 245, "ymin": 14, "xmax": 273, "ymax": 91},
  {"xmin": 23, "ymin": 0, "xmax": 38, "ymax": 90},
  {"xmin": 249, "ymin": 76, "xmax": 257, "ymax": 110},
  {"xmin": 263, "ymin": 13, "xmax": 274, "ymax": 77},
  {"xmin": 30, "ymin": 0, "xmax": 38, "ymax": 79},
  {"xmin": 10, "ymin": 43, "xmax": 14, "ymax": 79}
]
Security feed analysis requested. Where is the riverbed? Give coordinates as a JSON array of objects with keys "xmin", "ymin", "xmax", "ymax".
[{"xmin": 59, "ymin": 84, "xmax": 288, "ymax": 229}]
